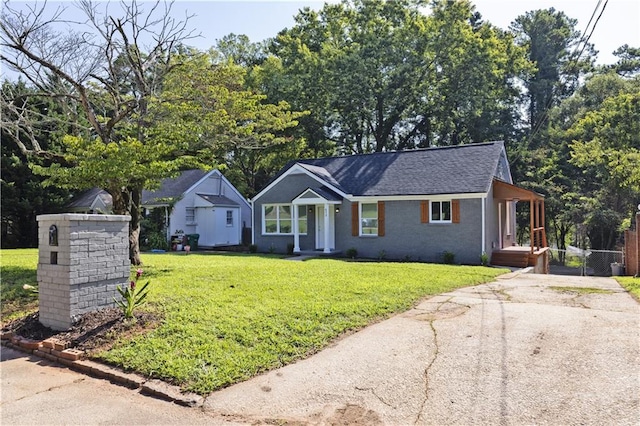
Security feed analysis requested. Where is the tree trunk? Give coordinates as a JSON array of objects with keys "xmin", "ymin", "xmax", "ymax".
[
  {"xmin": 128, "ymin": 185, "xmax": 143, "ymax": 266},
  {"xmin": 108, "ymin": 183, "xmax": 143, "ymax": 266}
]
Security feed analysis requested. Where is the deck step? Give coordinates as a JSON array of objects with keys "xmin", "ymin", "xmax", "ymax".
[{"xmin": 491, "ymin": 251, "xmax": 529, "ymax": 268}]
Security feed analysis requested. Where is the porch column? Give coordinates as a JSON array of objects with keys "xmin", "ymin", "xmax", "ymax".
[
  {"xmin": 323, "ymin": 203, "xmax": 330, "ymax": 253},
  {"xmin": 293, "ymin": 205, "xmax": 300, "ymax": 253},
  {"xmin": 530, "ymin": 199, "xmax": 534, "ymax": 253}
]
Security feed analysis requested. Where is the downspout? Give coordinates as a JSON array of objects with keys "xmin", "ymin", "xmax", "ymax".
[
  {"xmin": 481, "ymin": 196, "xmax": 486, "ymax": 256},
  {"xmin": 251, "ymin": 200, "xmax": 255, "ymax": 245}
]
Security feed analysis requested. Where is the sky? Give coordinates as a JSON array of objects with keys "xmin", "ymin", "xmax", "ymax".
[
  {"xmin": 2, "ymin": 0, "xmax": 639, "ymax": 73},
  {"xmin": 165, "ymin": 0, "xmax": 638, "ymax": 65}
]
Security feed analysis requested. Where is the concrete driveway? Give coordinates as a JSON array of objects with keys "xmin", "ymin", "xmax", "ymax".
[
  {"xmin": 203, "ymin": 273, "xmax": 640, "ymax": 425},
  {"xmin": 2, "ymin": 273, "xmax": 639, "ymax": 425}
]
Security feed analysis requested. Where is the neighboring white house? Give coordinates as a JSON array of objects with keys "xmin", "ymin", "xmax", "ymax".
[
  {"xmin": 142, "ymin": 169, "xmax": 251, "ymax": 248},
  {"xmin": 66, "ymin": 187, "xmax": 113, "ymax": 214}
]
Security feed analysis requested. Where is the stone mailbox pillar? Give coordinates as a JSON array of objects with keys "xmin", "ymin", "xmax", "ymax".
[{"xmin": 37, "ymin": 214, "xmax": 131, "ymax": 330}]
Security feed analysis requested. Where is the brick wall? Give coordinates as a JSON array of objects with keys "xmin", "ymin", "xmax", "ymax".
[{"xmin": 37, "ymin": 214, "xmax": 131, "ymax": 330}]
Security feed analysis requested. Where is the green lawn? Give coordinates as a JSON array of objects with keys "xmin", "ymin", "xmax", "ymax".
[
  {"xmin": 1, "ymin": 249, "xmax": 39, "ymax": 321},
  {"xmin": 1, "ymin": 249, "xmax": 506, "ymax": 395},
  {"xmin": 616, "ymin": 276, "xmax": 640, "ymax": 300}
]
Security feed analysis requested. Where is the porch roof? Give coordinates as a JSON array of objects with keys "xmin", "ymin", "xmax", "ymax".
[
  {"xmin": 493, "ymin": 179, "xmax": 544, "ymax": 201},
  {"xmin": 292, "ymin": 186, "xmax": 343, "ymax": 204}
]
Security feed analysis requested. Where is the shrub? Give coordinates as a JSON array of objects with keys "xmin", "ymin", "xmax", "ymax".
[
  {"xmin": 287, "ymin": 243, "xmax": 295, "ymax": 255},
  {"xmin": 480, "ymin": 252, "xmax": 489, "ymax": 266},
  {"xmin": 443, "ymin": 251, "xmax": 455, "ymax": 264},
  {"xmin": 248, "ymin": 244, "xmax": 258, "ymax": 253},
  {"xmin": 377, "ymin": 250, "xmax": 387, "ymax": 261},
  {"xmin": 345, "ymin": 248, "xmax": 358, "ymax": 259}
]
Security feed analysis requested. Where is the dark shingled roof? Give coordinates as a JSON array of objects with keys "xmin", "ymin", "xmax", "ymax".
[
  {"xmin": 196, "ymin": 194, "xmax": 239, "ymax": 206},
  {"xmin": 286, "ymin": 141, "xmax": 505, "ymax": 197},
  {"xmin": 142, "ymin": 169, "xmax": 209, "ymax": 205}
]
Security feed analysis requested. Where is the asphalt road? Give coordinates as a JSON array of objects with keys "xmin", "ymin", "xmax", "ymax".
[{"xmin": 2, "ymin": 273, "xmax": 639, "ymax": 425}]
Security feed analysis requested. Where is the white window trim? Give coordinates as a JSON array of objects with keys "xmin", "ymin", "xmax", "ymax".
[
  {"xmin": 359, "ymin": 202, "xmax": 378, "ymax": 237},
  {"xmin": 262, "ymin": 204, "xmax": 307, "ymax": 235},
  {"xmin": 185, "ymin": 207, "xmax": 196, "ymax": 225},
  {"xmin": 430, "ymin": 200, "xmax": 452, "ymax": 223},
  {"xmin": 226, "ymin": 210, "xmax": 233, "ymax": 227}
]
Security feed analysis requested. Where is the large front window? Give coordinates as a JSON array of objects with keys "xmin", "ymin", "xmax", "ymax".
[
  {"xmin": 263, "ymin": 204, "xmax": 307, "ymax": 235},
  {"xmin": 360, "ymin": 203, "xmax": 378, "ymax": 235},
  {"xmin": 431, "ymin": 201, "xmax": 451, "ymax": 223}
]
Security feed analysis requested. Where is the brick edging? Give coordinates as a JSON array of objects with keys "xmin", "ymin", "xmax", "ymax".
[{"xmin": 0, "ymin": 332, "xmax": 203, "ymax": 407}]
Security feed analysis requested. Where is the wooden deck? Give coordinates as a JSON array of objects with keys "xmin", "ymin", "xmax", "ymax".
[{"xmin": 491, "ymin": 246, "xmax": 550, "ymax": 273}]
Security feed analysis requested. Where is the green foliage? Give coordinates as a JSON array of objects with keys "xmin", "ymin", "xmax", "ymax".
[
  {"xmin": 248, "ymin": 244, "xmax": 258, "ymax": 253},
  {"xmin": 114, "ymin": 269, "xmax": 151, "ymax": 320},
  {"xmin": 480, "ymin": 252, "xmax": 489, "ymax": 266},
  {"xmin": 153, "ymin": 51, "xmax": 308, "ymax": 197},
  {"xmin": 266, "ymin": 0, "xmax": 529, "ymax": 152},
  {"xmin": 443, "ymin": 251, "xmax": 455, "ymax": 264},
  {"xmin": 345, "ymin": 248, "xmax": 358, "ymax": 259}
]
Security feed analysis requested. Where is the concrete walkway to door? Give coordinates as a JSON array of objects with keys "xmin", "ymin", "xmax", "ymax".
[{"xmin": 203, "ymin": 273, "xmax": 640, "ymax": 425}]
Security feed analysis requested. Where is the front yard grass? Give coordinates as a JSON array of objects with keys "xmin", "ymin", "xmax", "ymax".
[
  {"xmin": 616, "ymin": 276, "xmax": 640, "ymax": 300},
  {"xmin": 0, "ymin": 249, "xmax": 39, "ymax": 321},
  {"xmin": 1, "ymin": 249, "xmax": 506, "ymax": 395}
]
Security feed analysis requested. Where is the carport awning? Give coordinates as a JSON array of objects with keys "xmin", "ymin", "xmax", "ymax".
[{"xmin": 493, "ymin": 179, "xmax": 544, "ymax": 201}]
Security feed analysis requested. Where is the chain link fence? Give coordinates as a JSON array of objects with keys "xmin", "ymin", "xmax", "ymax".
[{"xmin": 549, "ymin": 248, "xmax": 624, "ymax": 276}]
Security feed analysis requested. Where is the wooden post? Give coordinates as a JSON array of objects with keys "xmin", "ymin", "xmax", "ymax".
[{"xmin": 530, "ymin": 199, "xmax": 534, "ymax": 253}]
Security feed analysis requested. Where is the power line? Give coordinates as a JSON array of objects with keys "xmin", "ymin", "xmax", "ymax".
[{"xmin": 527, "ymin": 0, "xmax": 608, "ymax": 142}]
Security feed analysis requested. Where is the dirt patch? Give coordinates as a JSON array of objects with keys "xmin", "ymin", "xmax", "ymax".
[
  {"xmin": 325, "ymin": 404, "xmax": 382, "ymax": 426},
  {"xmin": 1, "ymin": 308, "xmax": 162, "ymax": 355}
]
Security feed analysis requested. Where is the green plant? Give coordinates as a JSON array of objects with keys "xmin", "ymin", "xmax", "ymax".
[
  {"xmin": 268, "ymin": 244, "xmax": 276, "ymax": 254},
  {"xmin": 377, "ymin": 250, "xmax": 387, "ymax": 261},
  {"xmin": 443, "ymin": 251, "xmax": 455, "ymax": 264},
  {"xmin": 480, "ymin": 252, "xmax": 489, "ymax": 266},
  {"xmin": 345, "ymin": 247, "xmax": 358, "ymax": 259},
  {"xmin": 248, "ymin": 244, "xmax": 258, "ymax": 253},
  {"xmin": 287, "ymin": 243, "xmax": 295, "ymax": 255},
  {"xmin": 114, "ymin": 269, "xmax": 150, "ymax": 320},
  {"xmin": 145, "ymin": 231, "xmax": 169, "ymax": 251}
]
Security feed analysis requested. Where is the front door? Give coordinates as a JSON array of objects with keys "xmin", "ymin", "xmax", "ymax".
[{"xmin": 315, "ymin": 205, "xmax": 335, "ymax": 251}]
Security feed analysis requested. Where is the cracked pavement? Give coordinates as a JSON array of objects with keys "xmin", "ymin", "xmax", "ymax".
[
  {"xmin": 203, "ymin": 273, "xmax": 640, "ymax": 425},
  {"xmin": 2, "ymin": 272, "xmax": 638, "ymax": 425}
]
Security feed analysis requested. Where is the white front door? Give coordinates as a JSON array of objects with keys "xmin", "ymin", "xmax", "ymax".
[{"xmin": 315, "ymin": 205, "xmax": 335, "ymax": 250}]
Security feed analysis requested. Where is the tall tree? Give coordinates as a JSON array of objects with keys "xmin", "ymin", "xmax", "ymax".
[
  {"xmin": 1, "ymin": 81, "xmax": 72, "ymax": 248},
  {"xmin": 1, "ymin": 0, "xmax": 196, "ymax": 264},
  {"xmin": 544, "ymin": 71, "xmax": 639, "ymax": 251},
  {"xmin": 510, "ymin": 8, "xmax": 595, "ymax": 145},
  {"xmin": 265, "ymin": 0, "xmax": 529, "ymax": 153},
  {"xmin": 149, "ymin": 50, "xmax": 308, "ymax": 197}
]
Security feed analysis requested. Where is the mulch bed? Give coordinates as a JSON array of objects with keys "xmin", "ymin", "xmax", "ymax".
[{"xmin": 2, "ymin": 308, "xmax": 162, "ymax": 355}]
